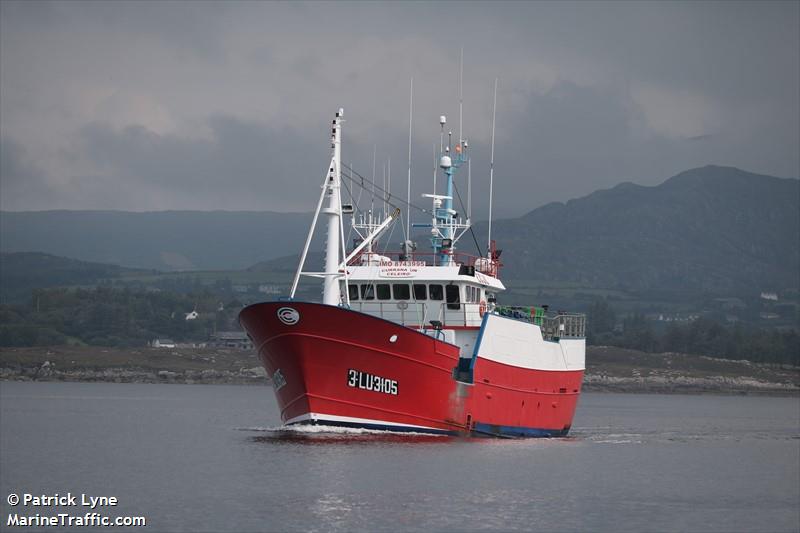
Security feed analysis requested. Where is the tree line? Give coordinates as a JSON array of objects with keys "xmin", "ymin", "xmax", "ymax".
[
  {"xmin": 0, "ymin": 287, "xmax": 242, "ymax": 348},
  {"xmin": 1, "ymin": 288, "xmax": 797, "ymax": 367},
  {"xmin": 586, "ymin": 300, "xmax": 799, "ymax": 366}
]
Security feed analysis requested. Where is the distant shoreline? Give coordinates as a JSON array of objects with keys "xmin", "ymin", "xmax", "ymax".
[
  {"xmin": 1, "ymin": 345, "xmax": 797, "ymax": 396},
  {"xmin": 581, "ymin": 380, "xmax": 798, "ymax": 397}
]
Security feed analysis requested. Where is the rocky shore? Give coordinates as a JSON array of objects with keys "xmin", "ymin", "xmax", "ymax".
[
  {"xmin": 1, "ymin": 345, "xmax": 797, "ymax": 395},
  {"xmin": 581, "ymin": 346, "xmax": 798, "ymax": 395},
  {"xmin": 0, "ymin": 361, "xmax": 267, "ymax": 385},
  {"xmin": 0, "ymin": 346, "xmax": 268, "ymax": 385},
  {"xmin": 581, "ymin": 373, "xmax": 798, "ymax": 395}
]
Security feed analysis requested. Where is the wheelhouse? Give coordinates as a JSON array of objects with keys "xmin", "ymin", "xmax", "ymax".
[{"xmin": 339, "ymin": 251, "xmax": 504, "ymax": 331}]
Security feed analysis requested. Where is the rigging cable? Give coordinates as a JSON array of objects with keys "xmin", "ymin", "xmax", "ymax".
[
  {"xmin": 452, "ymin": 175, "xmax": 485, "ymax": 258},
  {"xmin": 344, "ymin": 160, "xmax": 483, "ymax": 258},
  {"xmin": 342, "ymin": 162, "xmax": 431, "ymax": 216}
]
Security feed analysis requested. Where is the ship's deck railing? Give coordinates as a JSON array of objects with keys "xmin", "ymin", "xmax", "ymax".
[
  {"xmin": 348, "ymin": 251, "xmax": 501, "ymax": 277},
  {"xmin": 345, "ymin": 301, "xmax": 585, "ymax": 339},
  {"xmin": 495, "ymin": 306, "xmax": 586, "ymax": 340}
]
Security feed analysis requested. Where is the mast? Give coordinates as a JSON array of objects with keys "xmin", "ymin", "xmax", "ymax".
[
  {"xmin": 443, "ymin": 142, "xmax": 454, "ymax": 246},
  {"xmin": 439, "ymin": 115, "xmax": 452, "ymax": 265},
  {"xmin": 435, "ymin": 121, "xmax": 457, "ymax": 266},
  {"xmin": 322, "ymin": 108, "xmax": 344, "ymax": 306},
  {"xmin": 412, "ymin": 57, "xmax": 474, "ymax": 268},
  {"xmin": 295, "ymin": 108, "xmax": 406, "ymax": 303}
]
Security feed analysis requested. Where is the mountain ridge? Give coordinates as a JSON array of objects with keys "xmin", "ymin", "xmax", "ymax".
[
  {"xmin": 2, "ymin": 166, "xmax": 797, "ymax": 294},
  {"xmin": 475, "ymin": 165, "xmax": 798, "ymax": 292}
]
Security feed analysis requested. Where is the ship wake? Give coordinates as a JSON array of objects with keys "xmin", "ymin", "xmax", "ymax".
[{"xmin": 236, "ymin": 425, "xmax": 452, "ymax": 443}]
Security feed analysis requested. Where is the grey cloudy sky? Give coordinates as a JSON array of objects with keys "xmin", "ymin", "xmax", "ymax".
[{"xmin": 1, "ymin": 1, "xmax": 797, "ymax": 217}]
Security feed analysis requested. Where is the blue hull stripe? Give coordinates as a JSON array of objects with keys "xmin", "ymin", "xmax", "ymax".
[{"xmin": 472, "ymin": 422, "xmax": 571, "ymax": 438}]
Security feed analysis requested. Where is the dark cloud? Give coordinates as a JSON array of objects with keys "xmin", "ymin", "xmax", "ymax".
[
  {"xmin": 0, "ymin": 138, "xmax": 58, "ymax": 210},
  {"xmin": 74, "ymin": 117, "xmax": 329, "ymax": 211},
  {"xmin": 0, "ymin": 1, "xmax": 797, "ymax": 214}
]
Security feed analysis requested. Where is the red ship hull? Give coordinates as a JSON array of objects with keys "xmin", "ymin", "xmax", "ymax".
[{"xmin": 239, "ymin": 301, "xmax": 583, "ymax": 437}]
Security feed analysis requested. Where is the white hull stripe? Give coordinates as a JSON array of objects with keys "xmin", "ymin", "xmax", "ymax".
[
  {"xmin": 285, "ymin": 412, "xmax": 440, "ymax": 431},
  {"xmin": 475, "ymin": 313, "xmax": 586, "ymax": 371}
]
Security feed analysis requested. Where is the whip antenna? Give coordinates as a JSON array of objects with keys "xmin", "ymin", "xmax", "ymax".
[
  {"xmin": 407, "ymin": 78, "xmax": 413, "ymax": 239},
  {"xmin": 487, "ymin": 77, "xmax": 497, "ymax": 253},
  {"xmin": 459, "ymin": 47, "xmax": 464, "ymax": 147}
]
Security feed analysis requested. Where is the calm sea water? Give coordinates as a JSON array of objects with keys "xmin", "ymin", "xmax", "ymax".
[{"xmin": 1, "ymin": 382, "xmax": 797, "ymax": 532}]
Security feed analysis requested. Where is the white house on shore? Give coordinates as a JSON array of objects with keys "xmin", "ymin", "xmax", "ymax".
[{"xmin": 152, "ymin": 339, "xmax": 176, "ymax": 348}]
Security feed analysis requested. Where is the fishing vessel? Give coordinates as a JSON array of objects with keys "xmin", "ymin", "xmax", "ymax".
[{"xmin": 240, "ymin": 96, "xmax": 586, "ymax": 437}]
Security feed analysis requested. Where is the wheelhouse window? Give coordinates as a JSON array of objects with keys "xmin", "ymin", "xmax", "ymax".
[
  {"xmin": 392, "ymin": 284, "xmax": 410, "ymax": 300},
  {"xmin": 429, "ymin": 284, "xmax": 444, "ymax": 301},
  {"xmin": 446, "ymin": 284, "xmax": 461, "ymax": 310},
  {"xmin": 348, "ymin": 284, "xmax": 359, "ymax": 301},
  {"xmin": 376, "ymin": 284, "xmax": 391, "ymax": 300},
  {"xmin": 360, "ymin": 284, "xmax": 374, "ymax": 300},
  {"xmin": 413, "ymin": 284, "xmax": 427, "ymax": 300},
  {"xmin": 465, "ymin": 285, "xmax": 480, "ymax": 303}
]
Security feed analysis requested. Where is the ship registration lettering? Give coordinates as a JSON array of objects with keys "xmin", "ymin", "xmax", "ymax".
[{"xmin": 347, "ymin": 369, "xmax": 398, "ymax": 395}]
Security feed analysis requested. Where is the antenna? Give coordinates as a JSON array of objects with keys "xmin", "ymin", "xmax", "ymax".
[
  {"xmin": 487, "ymin": 77, "xmax": 497, "ymax": 253},
  {"xmin": 406, "ymin": 78, "xmax": 413, "ymax": 240},
  {"xmin": 371, "ymin": 145, "xmax": 376, "ymax": 215},
  {"xmin": 439, "ymin": 115, "xmax": 446, "ymax": 153},
  {"xmin": 387, "ymin": 157, "xmax": 391, "ymax": 218},
  {"xmin": 382, "ymin": 162, "xmax": 387, "ymax": 216},
  {"xmin": 432, "ymin": 144, "xmax": 437, "ymax": 198},
  {"xmin": 459, "ymin": 47, "xmax": 464, "ymax": 145},
  {"xmin": 467, "ymin": 158, "xmax": 472, "ymax": 222}
]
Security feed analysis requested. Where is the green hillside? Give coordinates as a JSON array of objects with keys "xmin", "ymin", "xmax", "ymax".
[
  {"xmin": 473, "ymin": 166, "xmax": 799, "ymax": 294},
  {"xmin": 0, "ymin": 252, "xmax": 150, "ymax": 304}
]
